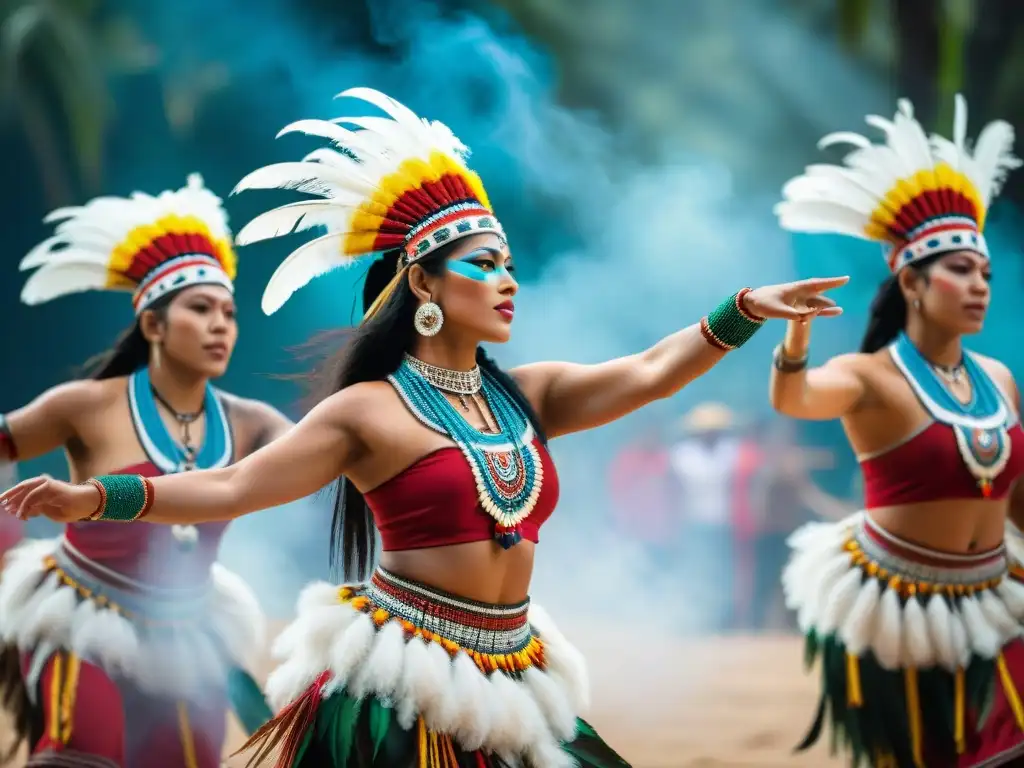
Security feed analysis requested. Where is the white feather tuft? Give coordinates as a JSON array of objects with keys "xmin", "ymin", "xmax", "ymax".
[
  {"xmin": 235, "ymin": 201, "xmax": 349, "ymax": 245},
  {"xmin": 779, "ymin": 93, "xmax": 1017, "ymax": 260},
  {"xmin": 20, "ymin": 173, "xmax": 232, "ymax": 307},
  {"xmin": 236, "ymin": 85, "xmax": 489, "ymax": 314},
  {"xmin": 260, "ymin": 232, "xmax": 353, "ymax": 315}
]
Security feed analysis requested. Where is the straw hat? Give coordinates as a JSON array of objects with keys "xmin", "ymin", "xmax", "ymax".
[{"xmin": 678, "ymin": 402, "xmax": 736, "ymax": 435}]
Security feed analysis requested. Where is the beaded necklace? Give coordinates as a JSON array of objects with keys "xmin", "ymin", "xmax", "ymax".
[
  {"xmin": 127, "ymin": 367, "xmax": 233, "ymax": 550},
  {"xmin": 389, "ymin": 358, "xmax": 543, "ymax": 549},
  {"xmin": 890, "ymin": 333, "xmax": 1014, "ymax": 497}
]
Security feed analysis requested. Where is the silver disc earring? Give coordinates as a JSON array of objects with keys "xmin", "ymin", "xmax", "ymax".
[
  {"xmin": 414, "ymin": 301, "xmax": 444, "ymax": 337},
  {"xmin": 913, "ymin": 298, "xmax": 921, "ymax": 310}
]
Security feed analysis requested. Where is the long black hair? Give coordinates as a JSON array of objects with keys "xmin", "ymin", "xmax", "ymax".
[
  {"xmin": 859, "ymin": 253, "xmax": 942, "ymax": 353},
  {"xmin": 305, "ymin": 243, "xmax": 547, "ymax": 582},
  {"xmin": 79, "ymin": 292, "xmax": 176, "ymax": 379}
]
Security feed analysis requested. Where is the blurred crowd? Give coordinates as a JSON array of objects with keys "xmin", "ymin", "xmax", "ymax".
[{"xmin": 606, "ymin": 401, "xmax": 858, "ymax": 635}]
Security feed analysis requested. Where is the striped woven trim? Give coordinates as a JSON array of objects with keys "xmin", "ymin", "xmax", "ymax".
[
  {"xmin": 27, "ymin": 750, "xmax": 120, "ymax": 768},
  {"xmin": 850, "ymin": 516, "xmax": 1007, "ymax": 593},
  {"xmin": 360, "ymin": 568, "xmax": 532, "ymax": 655}
]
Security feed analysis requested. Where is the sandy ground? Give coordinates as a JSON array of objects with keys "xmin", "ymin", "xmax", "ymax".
[
  {"xmin": 0, "ymin": 624, "xmax": 845, "ymax": 767},
  {"xmin": 216, "ymin": 623, "xmax": 846, "ymax": 768}
]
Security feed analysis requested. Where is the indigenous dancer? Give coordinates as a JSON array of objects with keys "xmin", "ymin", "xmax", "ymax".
[
  {"xmin": 0, "ymin": 174, "xmax": 290, "ymax": 767},
  {"xmin": 1, "ymin": 87, "xmax": 847, "ymax": 767},
  {"xmin": 772, "ymin": 95, "xmax": 1024, "ymax": 766}
]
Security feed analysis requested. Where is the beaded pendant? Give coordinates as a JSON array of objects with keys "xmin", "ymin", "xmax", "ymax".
[
  {"xmin": 389, "ymin": 362, "xmax": 543, "ymax": 549},
  {"xmin": 890, "ymin": 333, "xmax": 1013, "ymax": 497}
]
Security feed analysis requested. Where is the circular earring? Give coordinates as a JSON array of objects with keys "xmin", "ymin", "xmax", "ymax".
[
  {"xmin": 913, "ymin": 298, "xmax": 922, "ymax": 311},
  {"xmin": 414, "ymin": 301, "xmax": 444, "ymax": 337}
]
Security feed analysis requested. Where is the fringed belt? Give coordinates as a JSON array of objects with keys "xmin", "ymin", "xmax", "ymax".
[
  {"xmin": 349, "ymin": 568, "xmax": 542, "ymax": 673},
  {"xmin": 47, "ymin": 537, "xmax": 211, "ymax": 624},
  {"xmin": 851, "ymin": 514, "xmax": 1007, "ymax": 592},
  {"xmin": 784, "ymin": 513, "xmax": 1024, "ymax": 767}
]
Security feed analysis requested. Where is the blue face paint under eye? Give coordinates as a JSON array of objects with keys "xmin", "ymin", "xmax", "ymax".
[{"xmin": 447, "ymin": 257, "xmax": 511, "ymax": 283}]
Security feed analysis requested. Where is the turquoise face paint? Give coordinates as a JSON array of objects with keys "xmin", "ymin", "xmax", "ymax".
[{"xmin": 447, "ymin": 250, "xmax": 513, "ymax": 283}]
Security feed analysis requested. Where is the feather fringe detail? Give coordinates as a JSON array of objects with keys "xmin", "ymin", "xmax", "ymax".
[
  {"xmin": 784, "ymin": 515, "xmax": 1024, "ymax": 673},
  {"xmin": 258, "ymin": 580, "xmax": 588, "ymax": 767},
  {"xmin": 791, "ymin": 516, "xmax": 1024, "ymax": 766},
  {"xmin": 0, "ymin": 538, "xmax": 264, "ymax": 702}
]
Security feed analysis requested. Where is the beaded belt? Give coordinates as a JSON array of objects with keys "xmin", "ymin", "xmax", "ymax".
[
  {"xmin": 356, "ymin": 568, "xmax": 533, "ymax": 656},
  {"xmin": 47, "ymin": 537, "xmax": 211, "ymax": 623},
  {"xmin": 848, "ymin": 515, "xmax": 1007, "ymax": 596}
]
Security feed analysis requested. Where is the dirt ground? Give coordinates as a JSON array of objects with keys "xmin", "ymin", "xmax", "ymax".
[
  {"xmin": 218, "ymin": 622, "xmax": 845, "ymax": 768},
  {"xmin": 0, "ymin": 624, "xmax": 845, "ymax": 767}
]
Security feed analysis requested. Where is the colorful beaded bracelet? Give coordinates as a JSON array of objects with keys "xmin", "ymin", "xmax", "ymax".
[
  {"xmin": 0, "ymin": 414, "xmax": 17, "ymax": 461},
  {"xmin": 83, "ymin": 475, "xmax": 155, "ymax": 522},
  {"xmin": 700, "ymin": 288, "xmax": 766, "ymax": 351}
]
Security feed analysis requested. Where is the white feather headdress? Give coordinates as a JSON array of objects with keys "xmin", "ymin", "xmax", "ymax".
[
  {"xmin": 776, "ymin": 95, "xmax": 1020, "ymax": 271},
  {"xmin": 232, "ymin": 87, "xmax": 505, "ymax": 318},
  {"xmin": 20, "ymin": 173, "xmax": 237, "ymax": 314}
]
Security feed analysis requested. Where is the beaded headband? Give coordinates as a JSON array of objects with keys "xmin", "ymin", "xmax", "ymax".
[
  {"xmin": 19, "ymin": 174, "xmax": 237, "ymax": 314},
  {"xmin": 231, "ymin": 87, "xmax": 505, "ymax": 319},
  {"xmin": 776, "ymin": 95, "xmax": 1020, "ymax": 272}
]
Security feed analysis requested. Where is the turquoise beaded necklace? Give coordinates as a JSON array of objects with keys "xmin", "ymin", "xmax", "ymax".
[
  {"xmin": 388, "ymin": 357, "xmax": 543, "ymax": 549},
  {"xmin": 890, "ymin": 332, "xmax": 1014, "ymax": 497}
]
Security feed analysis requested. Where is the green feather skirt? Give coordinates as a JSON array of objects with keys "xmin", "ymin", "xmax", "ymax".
[
  {"xmin": 287, "ymin": 687, "xmax": 631, "ymax": 768},
  {"xmin": 799, "ymin": 630, "xmax": 999, "ymax": 767}
]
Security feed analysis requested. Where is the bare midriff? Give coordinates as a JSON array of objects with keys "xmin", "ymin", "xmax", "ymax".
[{"xmin": 379, "ymin": 540, "xmax": 536, "ymax": 604}]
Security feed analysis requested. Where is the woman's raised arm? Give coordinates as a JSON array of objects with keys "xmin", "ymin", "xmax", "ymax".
[{"xmin": 0, "ymin": 389, "xmax": 367, "ymax": 525}]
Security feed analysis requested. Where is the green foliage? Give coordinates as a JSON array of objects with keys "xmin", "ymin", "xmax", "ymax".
[{"xmin": 0, "ymin": 0, "xmax": 155, "ymax": 203}]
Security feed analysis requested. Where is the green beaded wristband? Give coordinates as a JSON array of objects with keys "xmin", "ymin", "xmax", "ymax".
[
  {"xmin": 85, "ymin": 474, "xmax": 154, "ymax": 522},
  {"xmin": 700, "ymin": 287, "xmax": 766, "ymax": 351}
]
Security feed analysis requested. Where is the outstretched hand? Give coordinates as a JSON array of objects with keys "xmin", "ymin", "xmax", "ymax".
[
  {"xmin": 743, "ymin": 276, "xmax": 849, "ymax": 322},
  {"xmin": 0, "ymin": 475, "xmax": 98, "ymax": 523}
]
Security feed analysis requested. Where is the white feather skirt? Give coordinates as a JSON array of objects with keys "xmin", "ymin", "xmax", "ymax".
[
  {"xmin": 261, "ymin": 567, "xmax": 593, "ymax": 768},
  {"xmin": 783, "ymin": 511, "xmax": 1024, "ymax": 766},
  {"xmin": 0, "ymin": 537, "xmax": 265, "ymax": 704},
  {"xmin": 785, "ymin": 512, "xmax": 1024, "ymax": 670}
]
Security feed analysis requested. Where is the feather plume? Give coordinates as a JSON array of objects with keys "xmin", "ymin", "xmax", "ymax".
[
  {"xmin": 778, "ymin": 94, "xmax": 1018, "ymax": 268},
  {"xmin": 261, "ymin": 232, "xmax": 353, "ymax": 316},
  {"xmin": 20, "ymin": 264, "xmax": 114, "ymax": 305},
  {"xmin": 971, "ymin": 120, "xmax": 1021, "ymax": 205},
  {"xmin": 236, "ymin": 201, "xmax": 349, "ymax": 246},
  {"xmin": 232, "ymin": 162, "xmax": 356, "ymax": 199},
  {"xmin": 237, "ymin": 87, "xmax": 498, "ymax": 316},
  {"xmin": 20, "ymin": 173, "xmax": 235, "ymax": 307}
]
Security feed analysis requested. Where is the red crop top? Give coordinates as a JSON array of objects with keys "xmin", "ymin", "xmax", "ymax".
[
  {"xmin": 365, "ymin": 439, "xmax": 559, "ymax": 551},
  {"xmin": 861, "ymin": 421, "xmax": 1024, "ymax": 508}
]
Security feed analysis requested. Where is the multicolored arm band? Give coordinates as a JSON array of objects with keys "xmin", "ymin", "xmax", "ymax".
[
  {"xmin": 82, "ymin": 475, "xmax": 155, "ymax": 522},
  {"xmin": 0, "ymin": 414, "xmax": 17, "ymax": 462},
  {"xmin": 699, "ymin": 288, "xmax": 766, "ymax": 351}
]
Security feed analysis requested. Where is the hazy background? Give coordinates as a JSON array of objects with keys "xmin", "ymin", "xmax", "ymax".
[{"xmin": 3, "ymin": 0, "xmax": 1024, "ymax": 636}]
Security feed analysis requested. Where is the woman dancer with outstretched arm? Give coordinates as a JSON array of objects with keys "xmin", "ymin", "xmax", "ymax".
[
  {"xmin": 772, "ymin": 95, "xmax": 1024, "ymax": 767},
  {"xmin": 0, "ymin": 175, "xmax": 291, "ymax": 767},
  {"xmin": 2, "ymin": 88, "xmax": 847, "ymax": 768}
]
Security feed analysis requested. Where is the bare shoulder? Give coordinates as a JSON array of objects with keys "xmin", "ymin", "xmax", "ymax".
[
  {"xmin": 218, "ymin": 391, "xmax": 292, "ymax": 427},
  {"xmin": 217, "ymin": 391, "xmax": 295, "ymax": 452},
  {"xmin": 316, "ymin": 380, "xmax": 399, "ymax": 430},
  {"xmin": 816, "ymin": 351, "xmax": 875, "ymax": 377},
  {"xmin": 508, "ymin": 361, "xmax": 558, "ymax": 402},
  {"xmin": 49, "ymin": 377, "xmax": 122, "ymax": 412},
  {"xmin": 973, "ymin": 352, "xmax": 1017, "ymax": 397}
]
